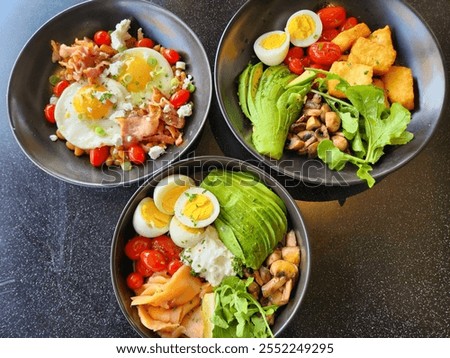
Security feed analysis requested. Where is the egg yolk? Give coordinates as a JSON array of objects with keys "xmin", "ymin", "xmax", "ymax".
[
  {"xmin": 178, "ymin": 221, "xmax": 205, "ymax": 234},
  {"xmin": 141, "ymin": 199, "xmax": 171, "ymax": 228},
  {"xmin": 162, "ymin": 185, "xmax": 192, "ymax": 214},
  {"xmin": 72, "ymin": 84, "xmax": 113, "ymax": 120},
  {"xmin": 182, "ymin": 194, "xmax": 214, "ymax": 223},
  {"xmin": 118, "ymin": 54, "xmax": 152, "ymax": 93},
  {"xmin": 287, "ymin": 14, "xmax": 316, "ymax": 41},
  {"xmin": 261, "ymin": 32, "xmax": 287, "ymax": 50}
]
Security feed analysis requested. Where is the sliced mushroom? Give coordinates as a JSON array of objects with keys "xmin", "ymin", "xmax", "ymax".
[
  {"xmin": 314, "ymin": 125, "xmax": 329, "ymax": 142},
  {"xmin": 261, "ymin": 276, "xmax": 287, "ymax": 297},
  {"xmin": 320, "ymin": 103, "xmax": 331, "ymax": 121},
  {"xmin": 312, "ymin": 93, "xmax": 322, "ymax": 104},
  {"xmin": 297, "ymin": 130, "xmax": 315, "ymax": 142},
  {"xmin": 331, "ymin": 134, "xmax": 348, "ymax": 152},
  {"xmin": 265, "ymin": 248, "xmax": 282, "ymax": 266},
  {"xmin": 253, "ymin": 269, "xmax": 265, "ymax": 286},
  {"xmin": 259, "ymin": 266, "xmax": 272, "ymax": 284},
  {"xmin": 247, "ymin": 280, "xmax": 261, "ymax": 299},
  {"xmin": 303, "ymin": 108, "xmax": 322, "ymax": 117},
  {"xmin": 286, "ymin": 134, "xmax": 305, "ymax": 151},
  {"xmin": 281, "ymin": 279, "xmax": 293, "ymax": 305},
  {"xmin": 290, "ymin": 121, "xmax": 307, "ymax": 133},
  {"xmin": 270, "ymin": 260, "xmax": 298, "ymax": 280},
  {"xmin": 325, "ymin": 111, "xmax": 341, "ymax": 133},
  {"xmin": 306, "ymin": 116, "xmax": 322, "ymax": 131},
  {"xmin": 282, "ymin": 246, "xmax": 301, "ymax": 266},
  {"xmin": 304, "ymin": 99, "xmax": 321, "ymax": 109},
  {"xmin": 269, "ymin": 289, "xmax": 289, "ymax": 306},
  {"xmin": 285, "ymin": 230, "xmax": 297, "ymax": 247},
  {"xmin": 307, "ymin": 141, "xmax": 319, "ymax": 158}
]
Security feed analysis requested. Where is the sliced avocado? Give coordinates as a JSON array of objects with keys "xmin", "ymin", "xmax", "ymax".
[
  {"xmin": 246, "ymin": 62, "xmax": 264, "ymax": 123},
  {"xmin": 285, "ymin": 69, "xmax": 316, "ymax": 88},
  {"xmin": 238, "ymin": 63, "xmax": 252, "ymax": 120}
]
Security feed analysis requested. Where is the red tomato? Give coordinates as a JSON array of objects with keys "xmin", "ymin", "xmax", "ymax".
[
  {"xmin": 162, "ymin": 48, "xmax": 180, "ymax": 65},
  {"xmin": 151, "ymin": 235, "xmax": 181, "ymax": 261},
  {"xmin": 307, "ymin": 42, "xmax": 342, "ymax": 66},
  {"xmin": 170, "ymin": 89, "xmax": 190, "ymax": 108},
  {"xmin": 341, "ymin": 16, "xmax": 358, "ymax": 31},
  {"xmin": 320, "ymin": 28, "xmax": 340, "ymax": 42},
  {"xmin": 89, "ymin": 146, "xmax": 110, "ymax": 167},
  {"xmin": 283, "ymin": 46, "xmax": 304, "ymax": 65},
  {"xmin": 44, "ymin": 104, "xmax": 56, "ymax": 124},
  {"xmin": 167, "ymin": 259, "xmax": 183, "ymax": 276},
  {"xmin": 288, "ymin": 56, "xmax": 310, "ymax": 75},
  {"xmin": 128, "ymin": 144, "xmax": 146, "ymax": 165},
  {"xmin": 317, "ymin": 6, "xmax": 347, "ymax": 29},
  {"xmin": 140, "ymin": 249, "xmax": 167, "ymax": 272},
  {"xmin": 93, "ymin": 30, "xmax": 111, "ymax": 46},
  {"xmin": 135, "ymin": 259, "xmax": 154, "ymax": 277},
  {"xmin": 124, "ymin": 236, "xmax": 153, "ymax": 260},
  {"xmin": 53, "ymin": 80, "xmax": 70, "ymax": 97},
  {"xmin": 126, "ymin": 272, "xmax": 144, "ymax": 290},
  {"xmin": 136, "ymin": 38, "xmax": 155, "ymax": 48}
]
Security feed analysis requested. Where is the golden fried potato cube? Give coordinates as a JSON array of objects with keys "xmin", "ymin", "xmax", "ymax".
[
  {"xmin": 381, "ymin": 66, "xmax": 415, "ymax": 110},
  {"xmin": 369, "ymin": 26, "xmax": 394, "ymax": 47},
  {"xmin": 372, "ymin": 78, "xmax": 390, "ymax": 108},
  {"xmin": 331, "ymin": 23, "xmax": 371, "ymax": 52},
  {"xmin": 328, "ymin": 61, "xmax": 373, "ymax": 98}
]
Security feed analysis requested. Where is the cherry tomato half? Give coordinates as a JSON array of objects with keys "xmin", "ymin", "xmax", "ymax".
[
  {"xmin": 320, "ymin": 28, "xmax": 340, "ymax": 42},
  {"xmin": 283, "ymin": 46, "xmax": 304, "ymax": 65},
  {"xmin": 53, "ymin": 80, "xmax": 70, "ymax": 97},
  {"xmin": 140, "ymin": 249, "xmax": 167, "ymax": 272},
  {"xmin": 126, "ymin": 272, "xmax": 144, "ymax": 290},
  {"xmin": 151, "ymin": 235, "xmax": 181, "ymax": 261},
  {"xmin": 44, "ymin": 104, "xmax": 56, "ymax": 124},
  {"xmin": 89, "ymin": 146, "xmax": 110, "ymax": 167},
  {"xmin": 317, "ymin": 6, "xmax": 347, "ymax": 29},
  {"xmin": 93, "ymin": 30, "xmax": 111, "ymax": 46},
  {"xmin": 135, "ymin": 259, "xmax": 154, "ymax": 277},
  {"xmin": 307, "ymin": 42, "xmax": 342, "ymax": 66},
  {"xmin": 128, "ymin": 144, "xmax": 146, "ymax": 165},
  {"xmin": 170, "ymin": 89, "xmax": 190, "ymax": 108},
  {"xmin": 162, "ymin": 48, "xmax": 180, "ymax": 65},
  {"xmin": 136, "ymin": 38, "xmax": 155, "ymax": 48},
  {"xmin": 288, "ymin": 57, "xmax": 310, "ymax": 75},
  {"xmin": 167, "ymin": 259, "xmax": 183, "ymax": 276},
  {"xmin": 125, "ymin": 235, "xmax": 153, "ymax": 260},
  {"xmin": 341, "ymin": 16, "xmax": 358, "ymax": 31}
]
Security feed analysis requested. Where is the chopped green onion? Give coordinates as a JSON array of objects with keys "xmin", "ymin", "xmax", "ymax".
[
  {"xmin": 147, "ymin": 57, "xmax": 157, "ymax": 67},
  {"xmin": 121, "ymin": 161, "xmax": 132, "ymax": 171},
  {"xmin": 49, "ymin": 75, "xmax": 60, "ymax": 86},
  {"xmin": 121, "ymin": 73, "xmax": 132, "ymax": 85},
  {"xmin": 95, "ymin": 126, "xmax": 107, "ymax": 137},
  {"xmin": 170, "ymin": 78, "xmax": 180, "ymax": 88},
  {"xmin": 187, "ymin": 83, "xmax": 196, "ymax": 93}
]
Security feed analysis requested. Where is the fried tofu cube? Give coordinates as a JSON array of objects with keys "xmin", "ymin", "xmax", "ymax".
[
  {"xmin": 331, "ymin": 23, "xmax": 371, "ymax": 52},
  {"xmin": 328, "ymin": 61, "xmax": 373, "ymax": 98},
  {"xmin": 347, "ymin": 26, "xmax": 397, "ymax": 75},
  {"xmin": 381, "ymin": 66, "xmax": 415, "ymax": 110},
  {"xmin": 372, "ymin": 78, "xmax": 390, "ymax": 108}
]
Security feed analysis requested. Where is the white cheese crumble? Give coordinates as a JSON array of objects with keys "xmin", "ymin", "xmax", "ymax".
[
  {"xmin": 175, "ymin": 61, "xmax": 186, "ymax": 70},
  {"xmin": 110, "ymin": 19, "xmax": 131, "ymax": 51},
  {"xmin": 49, "ymin": 134, "xmax": 58, "ymax": 142},
  {"xmin": 148, "ymin": 145, "xmax": 165, "ymax": 160},
  {"xmin": 177, "ymin": 103, "xmax": 193, "ymax": 118}
]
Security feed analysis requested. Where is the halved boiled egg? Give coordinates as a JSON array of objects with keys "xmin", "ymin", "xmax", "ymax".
[
  {"xmin": 132, "ymin": 197, "xmax": 172, "ymax": 238},
  {"xmin": 169, "ymin": 216, "xmax": 205, "ymax": 248},
  {"xmin": 285, "ymin": 9, "xmax": 322, "ymax": 47},
  {"xmin": 153, "ymin": 174, "xmax": 196, "ymax": 215},
  {"xmin": 174, "ymin": 187, "xmax": 220, "ymax": 228},
  {"xmin": 253, "ymin": 30, "xmax": 290, "ymax": 66}
]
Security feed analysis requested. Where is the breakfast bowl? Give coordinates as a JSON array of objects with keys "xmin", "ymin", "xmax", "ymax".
[
  {"xmin": 111, "ymin": 155, "xmax": 310, "ymax": 338},
  {"xmin": 215, "ymin": 0, "xmax": 446, "ymax": 187},
  {"xmin": 7, "ymin": 0, "xmax": 212, "ymax": 187}
]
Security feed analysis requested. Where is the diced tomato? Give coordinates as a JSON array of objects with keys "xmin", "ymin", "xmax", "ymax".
[
  {"xmin": 126, "ymin": 272, "xmax": 144, "ymax": 290},
  {"xmin": 320, "ymin": 28, "xmax": 340, "ymax": 42},
  {"xmin": 307, "ymin": 42, "xmax": 342, "ymax": 66},
  {"xmin": 136, "ymin": 38, "xmax": 155, "ymax": 48},
  {"xmin": 167, "ymin": 259, "xmax": 183, "ymax": 276},
  {"xmin": 89, "ymin": 146, "xmax": 110, "ymax": 167},
  {"xmin": 93, "ymin": 30, "xmax": 111, "ymax": 46},
  {"xmin": 341, "ymin": 16, "xmax": 358, "ymax": 31},
  {"xmin": 151, "ymin": 235, "xmax": 181, "ymax": 261},
  {"xmin": 317, "ymin": 6, "xmax": 347, "ymax": 29},
  {"xmin": 53, "ymin": 80, "xmax": 70, "ymax": 97},
  {"xmin": 124, "ymin": 236, "xmax": 153, "ymax": 260},
  {"xmin": 44, "ymin": 104, "xmax": 56, "ymax": 124},
  {"xmin": 135, "ymin": 259, "xmax": 154, "ymax": 277},
  {"xmin": 288, "ymin": 56, "xmax": 310, "ymax": 75},
  {"xmin": 140, "ymin": 249, "xmax": 167, "ymax": 272},
  {"xmin": 170, "ymin": 89, "xmax": 190, "ymax": 108},
  {"xmin": 128, "ymin": 144, "xmax": 146, "ymax": 165},
  {"xmin": 283, "ymin": 46, "xmax": 304, "ymax": 65},
  {"xmin": 162, "ymin": 48, "xmax": 180, "ymax": 65}
]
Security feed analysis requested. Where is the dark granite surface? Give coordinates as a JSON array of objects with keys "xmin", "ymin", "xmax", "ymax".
[{"xmin": 0, "ymin": 0, "xmax": 448, "ymax": 338}]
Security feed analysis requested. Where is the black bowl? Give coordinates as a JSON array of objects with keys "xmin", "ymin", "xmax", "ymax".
[
  {"xmin": 111, "ymin": 155, "xmax": 311, "ymax": 337},
  {"xmin": 7, "ymin": 0, "xmax": 212, "ymax": 187},
  {"xmin": 215, "ymin": 0, "xmax": 447, "ymax": 186}
]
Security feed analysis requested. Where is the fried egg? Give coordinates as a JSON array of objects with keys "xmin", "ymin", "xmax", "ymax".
[
  {"xmin": 169, "ymin": 216, "xmax": 205, "ymax": 248},
  {"xmin": 54, "ymin": 78, "xmax": 128, "ymax": 150},
  {"xmin": 153, "ymin": 174, "xmax": 196, "ymax": 215},
  {"xmin": 285, "ymin": 10, "xmax": 322, "ymax": 47},
  {"xmin": 253, "ymin": 30, "xmax": 290, "ymax": 66},
  {"xmin": 111, "ymin": 47, "xmax": 174, "ymax": 106},
  {"xmin": 174, "ymin": 187, "xmax": 220, "ymax": 228},
  {"xmin": 132, "ymin": 197, "xmax": 172, "ymax": 238}
]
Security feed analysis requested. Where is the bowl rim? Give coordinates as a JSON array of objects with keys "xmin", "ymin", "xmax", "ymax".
[
  {"xmin": 7, "ymin": 0, "xmax": 212, "ymax": 188},
  {"xmin": 110, "ymin": 154, "xmax": 311, "ymax": 337},
  {"xmin": 213, "ymin": 0, "xmax": 448, "ymax": 187}
]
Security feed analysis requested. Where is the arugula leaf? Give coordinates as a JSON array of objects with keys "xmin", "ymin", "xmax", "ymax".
[{"xmin": 212, "ymin": 276, "xmax": 277, "ymax": 338}]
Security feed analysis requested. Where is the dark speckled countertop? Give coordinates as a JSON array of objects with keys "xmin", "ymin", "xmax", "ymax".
[{"xmin": 0, "ymin": 0, "xmax": 448, "ymax": 338}]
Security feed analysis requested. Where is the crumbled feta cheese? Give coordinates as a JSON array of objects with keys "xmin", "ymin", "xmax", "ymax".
[
  {"xmin": 175, "ymin": 61, "xmax": 186, "ymax": 70},
  {"xmin": 110, "ymin": 19, "xmax": 131, "ymax": 51},
  {"xmin": 49, "ymin": 95, "xmax": 58, "ymax": 105},
  {"xmin": 175, "ymin": 70, "xmax": 181, "ymax": 77},
  {"xmin": 148, "ymin": 146, "xmax": 165, "ymax": 160},
  {"xmin": 108, "ymin": 61, "xmax": 124, "ymax": 76},
  {"xmin": 49, "ymin": 134, "xmax": 58, "ymax": 142},
  {"xmin": 177, "ymin": 103, "xmax": 193, "ymax": 118}
]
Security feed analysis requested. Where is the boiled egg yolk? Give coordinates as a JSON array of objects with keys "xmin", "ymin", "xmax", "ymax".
[
  {"xmin": 174, "ymin": 187, "xmax": 220, "ymax": 228},
  {"xmin": 72, "ymin": 84, "xmax": 113, "ymax": 120},
  {"xmin": 153, "ymin": 174, "xmax": 196, "ymax": 215},
  {"xmin": 253, "ymin": 30, "xmax": 290, "ymax": 66},
  {"xmin": 285, "ymin": 10, "xmax": 322, "ymax": 47},
  {"xmin": 132, "ymin": 197, "xmax": 171, "ymax": 238}
]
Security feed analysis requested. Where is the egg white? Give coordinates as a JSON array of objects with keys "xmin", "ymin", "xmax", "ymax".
[
  {"xmin": 54, "ymin": 78, "xmax": 129, "ymax": 150},
  {"xmin": 285, "ymin": 9, "xmax": 323, "ymax": 47},
  {"xmin": 153, "ymin": 174, "xmax": 196, "ymax": 215},
  {"xmin": 253, "ymin": 30, "xmax": 290, "ymax": 66},
  {"xmin": 132, "ymin": 197, "xmax": 171, "ymax": 238},
  {"xmin": 169, "ymin": 216, "xmax": 205, "ymax": 248}
]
